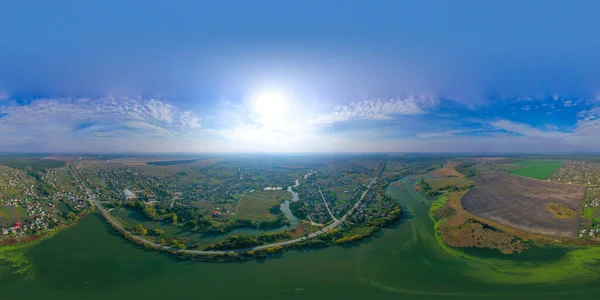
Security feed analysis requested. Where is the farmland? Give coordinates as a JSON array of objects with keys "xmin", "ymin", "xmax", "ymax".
[
  {"xmin": 506, "ymin": 160, "xmax": 563, "ymax": 180},
  {"xmin": 462, "ymin": 172, "xmax": 585, "ymax": 238},
  {"xmin": 430, "ymin": 192, "xmax": 530, "ymax": 254}
]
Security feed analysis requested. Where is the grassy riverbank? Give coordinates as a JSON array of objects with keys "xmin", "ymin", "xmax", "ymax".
[{"xmin": 425, "ymin": 188, "xmax": 600, "ymax": 284}]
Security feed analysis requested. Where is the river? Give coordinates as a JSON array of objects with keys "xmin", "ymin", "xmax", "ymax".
[
  {"xmin": 280, "ymin": 179, "xmax": 300, "ymax": 227},
  {"xmin": 2, "ymin": 176, "xmax": 600, "ymax": 299}
]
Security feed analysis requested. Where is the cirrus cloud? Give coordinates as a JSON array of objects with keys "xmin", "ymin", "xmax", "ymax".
[
  {"xmin": 0, "ymin": 97, "xmax": 201, "ymax": 151},
  {"xmin": 309, "ymin": 95, "xmax": 438, "ymax": 124}
]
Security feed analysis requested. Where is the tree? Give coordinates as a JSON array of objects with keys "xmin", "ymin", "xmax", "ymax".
[
  {"xmin": 143, "ymin": 206, "xmax": 158, "ymax": 220},
  {"xmin": 184, "ymin": 220, "xmax": 197, "ymax": 229},
  {"xmin": 66, "ymin": 212, "xmax": 78, "ymax": 222},
  {"xmin": 171, "ymin": 213, "xmax": 178, "ymax": 224},
  {"xmin": 151, "ymin": 228, "xmax": 165, "ymax": 236},
  {"xmin": 132, "ymin": 224, "xmax": 148, "ymax": 235}
]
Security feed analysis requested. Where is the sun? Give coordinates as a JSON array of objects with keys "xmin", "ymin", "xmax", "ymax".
[{"xmin": 251, "ymin": 91, "xmax": 288, "ymax": 126}]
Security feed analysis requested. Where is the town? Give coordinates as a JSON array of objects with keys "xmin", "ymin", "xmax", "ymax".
[{"xmin": 0, "ymin": 154, "xmax": 415, "ymax": 253}]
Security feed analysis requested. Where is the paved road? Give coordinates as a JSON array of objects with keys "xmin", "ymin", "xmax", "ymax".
[
  {"xmin": 253, "ymin": 177, "xmax": 377, "ymax": 251},
  {"xmin": 72, "ymin": 158, "xmax": 377, "ymax": 255}
]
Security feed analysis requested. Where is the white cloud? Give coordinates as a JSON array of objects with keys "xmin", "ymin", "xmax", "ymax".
[
  {"xmin": 489, "ymin": 119, "xmax": 568, "ymax": 140},
  {"xmin": 309, "ymin": 96, "xmax": 437, "ymax": 124},
  {"xmin": 575, "ymin": 107, "xmax": 600, "ymax": 136},
  {"xmin": 0, "ymin": 97, "xmax": 202, "ymax": 151},
  {"xmin": 416, "ymin": 130, "xmax": 466, "ymax": 139},
  {"xmin": 179, "ymin": 111, "xmax": 201, "ymax": 129},
  {"xmin": 145, "ymin": 99, "xmax": 176, "ymax": 124}
]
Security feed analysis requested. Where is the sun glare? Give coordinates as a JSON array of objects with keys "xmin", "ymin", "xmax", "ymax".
[{"xmin": 251, "ymin": 91, "xmax": 288, "ymax": 126}]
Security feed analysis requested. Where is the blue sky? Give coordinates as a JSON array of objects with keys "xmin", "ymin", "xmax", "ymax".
[{"xmin": 1, "ymin": 0, "xmax": 600, "ymax": 153}]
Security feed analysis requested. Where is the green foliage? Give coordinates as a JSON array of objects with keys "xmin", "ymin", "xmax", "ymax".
[
  {"xmin": 289, "ymin": 201, "xmax": 308, "ymax": 219},
  {"xmin": 131, "ymin": 224, "xmax": 148, "ymax": 235},
  {"xmin": 293, "ymin": 239, "xmax": 328, "ymax": 249},
  {"xmin": 269, "ymin": 203, "xmax": 281, "ymax": 214},
  {"xmin": 66, "ymin": 212, "xmax": 79, "ymax": 222},
  {"xmin": 206, "ymin": 231, "xmax": 291, "ymax": 250},
  {"xmin": 207, "ymin": 235, "xmax": 260, "ymax": 250},
  {"xmin": 258, "ymin": 215, "xmax": 290, "ymax": 230},
  {"xmin": 150, "ymin": 228, "xmax": 165, "ymax": 236},
  {"xmin": 368, "ymin": 205, "xmax": 402, "ymax": 227},
  {"xmin": 456, "ymin": 162, "xmax": 476, "ymax": 177},
  {"xmin": 143, "ymin": 206, "xmax": 158, "ymax": 220},
  {"xmin": 0, "ymin": 157, "xmax": 66, "ymax": 170}
]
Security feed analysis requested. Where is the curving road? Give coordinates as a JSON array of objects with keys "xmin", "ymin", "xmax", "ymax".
[
  {"xmin": 318, "ymin": 186, "xmax": 338, "ymax": 221},
  {"xmin": 72, "ymin": 158, "xmax": 377, "ymax": 255},
  {"xmin": 253, "ymin": 177, "xmax": 377, "ymax": 251}
]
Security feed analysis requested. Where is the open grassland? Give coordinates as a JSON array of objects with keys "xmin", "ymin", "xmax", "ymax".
[
  {"xmin": 233, "ymin": 190, "xmax": 291, "ymax": 222},
  {"xmin": 507, "ymin": 160, "xmax": 563, "ymax": 180},
  {"xmin": 329, "ymin": 184, "xmax": 357, "ymax": 205},
  {"xmin": 54, "ymin": 169, "xmax": 78, "ymax": 193},
  {"xmin": 462, "ymin": 172, "xmax": 585, "ymax": 238},
  {"xmin": 0, "ymin": 206, "xmax": 26, "ymax": 222},
  {"xmin": 431, "ymin": 162, "xmax": 464, "ymax": 178},
  {"xmin": 348, "ymin": 159, "xmax": 381, "ymax": 170},
  {"xmin": 427, "ymin": 177, "xmax": 472, "ymax": 189},
  {"xmin": 546, "ymin": 202, "xmax": 576, "ymax": 219}
]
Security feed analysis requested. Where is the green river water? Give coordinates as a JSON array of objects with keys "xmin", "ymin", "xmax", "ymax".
[{"xmin": 3, "ymin": 177, "xmax": 600, "ymax": 300}]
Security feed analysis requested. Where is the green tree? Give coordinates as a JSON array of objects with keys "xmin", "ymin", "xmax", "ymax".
[
  {"xmin": 143, "ymin": 206, "xmax": 158, "ymax": 220},
  {"xmin": 151, "ymin": 228, "xmax": 165, "ymax": 236},
  {"xmin": 184, "ymin": 219, "xmax": 197, "ymax": 229},
  {"xmin": 171, "ymin": 213, "xmax": 178, "ymax": 224},
  {"xmin": 66, "ymin": 212, "xmax": 79, "ymax": 222},
  {"xmin": 132, "ymin": 224, "xmax": 148, "ymax": 235}
]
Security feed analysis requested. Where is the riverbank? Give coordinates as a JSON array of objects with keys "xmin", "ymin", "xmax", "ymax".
[
  {"xmin": 0, "ymin": 206, "xmax": 95, "ymax": 248},
  {"xmin": 8, "ymin": 176, "xmax": 600, "ymax": 299},
  {"xmin": 91, "ymin": 175, "xmax": 403, "ymax": 262}
]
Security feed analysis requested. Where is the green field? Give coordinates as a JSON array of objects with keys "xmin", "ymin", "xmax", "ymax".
[
  {"xmin": 507, "ymin": 160, "xmax": 563, "ymax": 180},
  {"xmin": 427, "ymin": 177, "xmax": 472, "ymax": 189},
  {"xmin": 233, "ymin": 190, "xmax": 290, "ymax": 221},
  {"xmin": 0, "ymin": 206, "xmax": 27, "ymax": 222}
]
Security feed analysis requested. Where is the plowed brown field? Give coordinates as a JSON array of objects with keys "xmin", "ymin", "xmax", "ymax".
[{"xmin": 462, "ymin": 172, "xmax": 585, "ymax": 238}]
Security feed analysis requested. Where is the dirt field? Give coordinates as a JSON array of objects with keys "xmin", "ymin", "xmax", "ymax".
[
  {"xmin": 462, "ymin": 172, "xmax": 585, "ymax": 238},
  {"xmin": 431, "ymin": 162, "xmax": 464, "ymax": 178}
]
